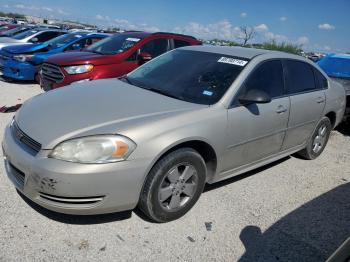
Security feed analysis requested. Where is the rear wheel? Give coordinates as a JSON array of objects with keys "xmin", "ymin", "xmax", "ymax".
[
  {"xmin": 138, "ymin": 148, "xmax": 206, "ymax": 222},
  {"xmin": 297, "ymin": 117, "xmax": 332, "ymax": 160}
]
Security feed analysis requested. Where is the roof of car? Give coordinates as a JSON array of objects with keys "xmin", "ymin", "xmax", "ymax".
[
  {"xmin": 181, "ymin": 45, "xmax": 276, "ymax": 59},
  {"xmin": 326, "ymin": 53, "xmax": 350, "ymax": 59},
  {"xmin": 119, "ymin": 31, "xmax": 198, "ymax": 40}
]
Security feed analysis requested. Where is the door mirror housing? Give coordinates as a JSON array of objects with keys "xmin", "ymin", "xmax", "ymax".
[
  {"xmin": 137, "ymin": 52, "xmax": 152, "ymax": 65},
  {"xmin": 238, "ymin": 89, "xmax": 271, "ymax": 104}
]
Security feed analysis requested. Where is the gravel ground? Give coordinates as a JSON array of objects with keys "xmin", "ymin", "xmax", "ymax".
[{"xmin": 0, "ymin": 79, "xmax": 350, "ymax": 262}]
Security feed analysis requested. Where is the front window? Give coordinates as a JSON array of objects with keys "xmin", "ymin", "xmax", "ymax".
[
  {"xmin": 0, "ymin": 26, "xmax": 29, "ymax": 37},
  {"xmin": 13, "ymin": 29, "xmax": 39, "ymax": 40},
  {"xmin": 86, "ymin": 34, "xmax": 143, "ymax": 55},
  {"xmin": 126, "ymin": 49, "xmax": 248, "ymax": 105}
]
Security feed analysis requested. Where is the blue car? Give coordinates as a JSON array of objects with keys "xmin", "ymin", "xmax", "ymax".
[
  {"xmin": 0, "ymin": 32, "xmax": 109, "ymax": 81},
  {"xmin": 318, "ymin": 53, "xmax": 350, "ymax": 122}
]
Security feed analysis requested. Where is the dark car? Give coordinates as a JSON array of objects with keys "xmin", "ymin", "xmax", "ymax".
[{"xmin": 39, "ymin": 31, "xmax": 201, "ymax": 90}]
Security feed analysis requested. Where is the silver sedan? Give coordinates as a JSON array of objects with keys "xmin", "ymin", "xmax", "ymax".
[{"xmin": 2, "ymin": 45, "xmax": 346, "ymax": 222}]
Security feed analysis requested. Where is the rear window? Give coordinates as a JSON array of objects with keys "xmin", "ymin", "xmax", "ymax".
[
  {"xmin": 284, "ymin": 60, "xmax": 316, "ymax": 94},
  {"xmin": 314, "ymin": 69, "xmax": 328, "ymax": 89}
]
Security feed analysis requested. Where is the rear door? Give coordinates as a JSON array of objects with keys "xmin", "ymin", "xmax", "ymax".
[{"xmin": 282, "ymin": 60, "xmax": 326, "ymax": 150}]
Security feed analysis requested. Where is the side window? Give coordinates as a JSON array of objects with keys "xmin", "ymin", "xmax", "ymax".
[
  {"xmin": 174, "ymin": 39, "xmax": 190, "ymax": 48},
  {"xmin": 35, "ymin": 31, "xmax": 61, "ymax": 42},
  {"xmin": 126, "ymin": 51, "xmax": 138, "ymax": 62},
  {"xmin": 284, "ymin": 60, "xmax": 316, "ymax": 94},
  {"xmin": 238, "ymin": 60, "xmax": 284, "ymax": 101},
  {"xmin": 140, "ymin": 39, "xmax": 169, "ymax": 58},
  {"xmin": 65, "ymin": 39, "xmax": 86, "ymax": 51},
  {"xmin": 314, "ymin": 68, "xmax": 328, "ymax": 89}
]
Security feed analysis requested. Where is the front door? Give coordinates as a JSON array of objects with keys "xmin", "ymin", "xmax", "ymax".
[{"xmin": 222, "ymin": 60, "xmax": 290, "ymax": 173}]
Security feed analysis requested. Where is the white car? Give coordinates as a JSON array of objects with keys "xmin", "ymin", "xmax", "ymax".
[{"xmin": 0, "ymin": 28, "xmax": 65, "ymax": 49}]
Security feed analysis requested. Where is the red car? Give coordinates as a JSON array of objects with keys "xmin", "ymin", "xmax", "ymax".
[
  {"xmin": 0, "ymin": 24, "xmax": 19, "ymax": 33},
  {"xmin": 40, "ymin": 31, "xmax": 201, "ymax": 90}
]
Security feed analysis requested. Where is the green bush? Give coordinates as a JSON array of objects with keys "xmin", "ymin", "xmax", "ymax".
[{"xmin": 259, "ymin": 40, "xmax": 303, "ymax": 55}]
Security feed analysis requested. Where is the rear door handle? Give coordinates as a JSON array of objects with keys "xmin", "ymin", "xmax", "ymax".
[
  {"xmin": 316, "ymin": 97, "xmax": 325, "ymax": 103},
  {"xmin": 276, "ymin": 105, "xmax": 287, "ymax": 114}
]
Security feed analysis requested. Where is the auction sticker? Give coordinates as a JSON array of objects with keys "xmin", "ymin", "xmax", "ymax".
[
  {"xmin": 218, "ymin": 57, "xmax": 248, "ymax": 66},
  {"xmin": 126, "ymin": 38, "xmax": 141, "ymax": 42}
]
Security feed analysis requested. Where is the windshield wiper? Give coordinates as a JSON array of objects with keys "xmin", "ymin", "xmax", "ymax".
[
  {"xmin": 142, "ymin": 86, "xmax": 182, "ymax": 100},
  {"xmin": 119, "ymin": 75, "xmax": 134, "ymax": 85}
]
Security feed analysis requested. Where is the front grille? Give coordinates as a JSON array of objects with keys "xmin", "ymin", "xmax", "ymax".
[
  {"xmin": 11, "ymin": 120, "xmax": 41, "ymax": 155},
  {"xmin": 7, "ymin": 162, "xmax": 25, "ymax": 189},
  {"xmin": 41, "ymin": 63, "xmax": 64, "ymax": 83},
  {"xmin": 38, "ymin": 192, "xmax": 105, "ymax": 207}
]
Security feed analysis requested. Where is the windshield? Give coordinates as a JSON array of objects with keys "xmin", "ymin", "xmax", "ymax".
[
  {"xmin": 86, "ymin": 34, "xmax": 142, "ymax": 55},
  {"xmin": 13, "ymin": 29, "xmax": 40, "ymax": 40},
  {"xmin": 318, "ymin": 56, "xmax": 350, "ymax": 78},
  {"xmin": 127, "ymin": 49, "xmax": 248, "ymax": 105},
  {"xmin": 45, "ymin": 33, "xmax": 85, "ymax": 49}
]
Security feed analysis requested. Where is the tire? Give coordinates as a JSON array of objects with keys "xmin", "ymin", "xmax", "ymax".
[
  {"xmin": 138, "ymin": 148, "xmax": 207, "ymax": 223},
  {"xmin": 297, "ymin": 117, "xmax": 332, "ymax": 160}
]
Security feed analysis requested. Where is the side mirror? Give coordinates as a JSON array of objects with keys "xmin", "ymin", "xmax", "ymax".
[
  {"xmin": 137, "ymin": 52, "xmax": 152, "ymax": 65},
  {"xmin": 30, "ymin": 37, "xmax": 38, "ymax": 43},
  {"xmin": 238, "ymin": 89, "xmax": 271, "ymax": 104}
]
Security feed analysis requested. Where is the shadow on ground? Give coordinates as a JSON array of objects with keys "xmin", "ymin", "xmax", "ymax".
[
  {"xmin": 238, "ymin": 183, "xmax": 350, "ymax": 262},
  {"xmin": 0, "ymin": 76, "xmax": 37, "ymax": 85},
  {"xmin": 336, "ymin": 122, "xmax": 350, "ymax": 137}
]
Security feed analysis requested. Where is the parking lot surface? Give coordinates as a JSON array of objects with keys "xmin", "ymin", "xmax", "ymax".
[{"xmin": 0, "ymin": 79, "xmax": 350, "ymax": 262}]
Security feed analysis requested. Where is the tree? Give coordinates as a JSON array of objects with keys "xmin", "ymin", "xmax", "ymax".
[{"xmin": 237, "ymin": 26, "xmax": 256, "ymax": 46}]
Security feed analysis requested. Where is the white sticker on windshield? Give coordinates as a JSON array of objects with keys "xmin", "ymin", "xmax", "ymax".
[
  {"xmin": 218, "ymin": 57, "xmax": 248, "ymax": 66},
  {"xmin": 126, "ymin": 38, "xmax": 140, "ymax": 42},
  {"xmin": 75, "ymin": 35, "xmax": 82, "ymax": 38}
]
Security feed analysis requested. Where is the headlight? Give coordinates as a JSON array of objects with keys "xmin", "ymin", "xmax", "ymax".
[
  {"xmin": 64, "ymin": 64, "xmax": 94, "ymax": 75},
  {"xmin": 13, "ymin": 54, "xmax": 34, "ymax": 62},
  {"xmin": 49, "ymin": 135, "xmax": 136, "ymax": 164}
]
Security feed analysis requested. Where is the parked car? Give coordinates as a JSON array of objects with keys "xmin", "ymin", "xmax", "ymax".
[
  {"xmin": 39, "ymin": 31, "xmax": 201, "ymax": 90},
  {"xmin": 0, "ymin": 32, "xmax": 109, "ymax": 81},
  {"xmin": 0, "ymin": 24, "xmax": 18, "ymax": 33},
  {"xmin": 0, "ymin": 28, "xmax": 66, "ymax": 50},
  {"xmin": 0, "ymin": 25, "xmax": 35, "ymax": 38},
  {"xmin": 318, "ymin": 53, "xmax": 350, "ymax": 122},
  {"xmin": 2, "ymin": 46, "xmax": 345, "ymax": 222}
]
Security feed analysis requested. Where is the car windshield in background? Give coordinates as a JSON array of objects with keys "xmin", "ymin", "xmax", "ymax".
[
  {"xmin": 0, "ymin": 26, "xmax": 28, "ymax": 37},
  {"xmin": 319, "ymin": 57, "xmax": 350, "ymax": 78},
  {"xmin": 45, "ymin": 33, "xmax": 85, "ymax": 49},
  {"xmin": 127, "ymin": 49, "xmax": 248, "ymax": 105},
  {"xmin": 12, "ymin": 29, "xmax": 39, "ymax": 40},
  {"xmin": 86, "ymin": 34, "xmax": 142, "ymax": 55}
]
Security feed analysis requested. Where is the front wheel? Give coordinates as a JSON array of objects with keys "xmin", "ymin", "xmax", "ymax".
[
  {"xmin": 138, "ymin": 148, "xmax": 207, "ymax": 223},
  {"xmin": 297, "ymin": 117, "xmax": 332, "ymax": 160}
]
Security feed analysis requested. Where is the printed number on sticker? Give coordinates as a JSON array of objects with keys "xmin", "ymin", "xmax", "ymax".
[{"xmin": 218, "ymin": 57, "xmax": 248, "ymax": 66}]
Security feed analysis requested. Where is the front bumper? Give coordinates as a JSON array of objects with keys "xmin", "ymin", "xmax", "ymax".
[
  {"xmin": 2, "ymin": 124, "xmax": 148, "ymax": 215},
  {"xmin": 0, "ymin": 58, "xmax": 37, "ymax": 81}
]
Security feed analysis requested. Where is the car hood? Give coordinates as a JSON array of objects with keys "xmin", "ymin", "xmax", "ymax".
[
  {"xmin": 3, "ymin": 43, "xmax": 48, "ymax": 54},
  {"xmin": 45, "ymin": 51, "xmax": 121, "ymax": 66},
  {"xmin": 16, "ymin": 79, "xmax": 205, "ymax": 149}
]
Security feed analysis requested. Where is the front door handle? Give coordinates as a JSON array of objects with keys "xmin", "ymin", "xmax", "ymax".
[
  {"xmin": 316, "ymin": 97, "xmax": 325, "ymax": 103},
  {"xmin": 276, "ymin": 105, "xmax": 287, "ymax": 114}
]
